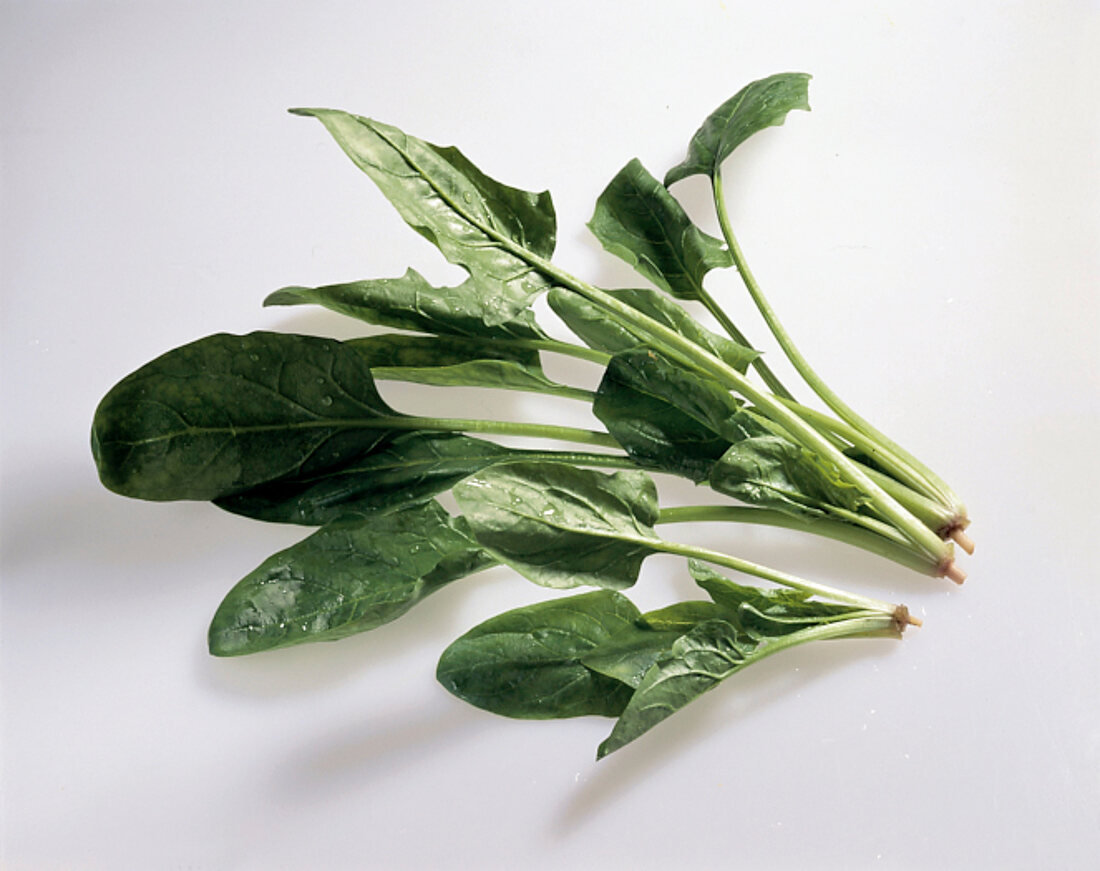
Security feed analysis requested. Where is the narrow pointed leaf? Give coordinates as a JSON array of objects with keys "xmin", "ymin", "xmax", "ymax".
[
  {"xmin": 689, "ymin": 561, "xmax": 869, "ymax": 632},
  {"xmin": 589, "ymin": 158, "xmax": 732, "ymax": 300},
  {"xmin": 91, "ymin": 332, "xmax": 400, "ymax": 501},
  {"xmin": 453, "ymin": 462, "xmax": 661, "ymax": 590},
  {"xmin": 598, "ymin": 618, "xmax": 756, "ymax": 758},
  {"xmin": 208, "ymin": 501, "xmax": 492, "ymax": 656},
  {"xmin": 292, "ymin": 110, "xmax": 557, "ymax": 324},
  {"xmin": 436, "ymin": 590, "xmax": 640, "ymax": 718},
  {"xmin": 548, "ymin": 286, "xmax": 756, "ymax": 372},
  {"xmin": 346, "ymin": 334, "xmax": 583, "ymax": 399},
  {"xmin": 665, "ymin": 73, "xmax": 812, "ymax": 186},
  {"xmin": 266, "ymin": 268, "xmax": 547, "ymax": 340},
  {"xmin": 214, "ymin": 432, "xmax": 515, "ymax": 525}
]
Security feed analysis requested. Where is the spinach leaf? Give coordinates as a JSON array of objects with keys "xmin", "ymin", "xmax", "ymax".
[
  {"xmin": 664, "ymin": 72, "xmax": 812, "ymax": 186},
  {"xmin": 266, "ymin": 268, "xmax": 547, "ymax": 340},
  {"xmin": 592, "ymin": 348, "xmax": 757, "ymax": 481},
  {"xmin": 548, "ymin": 286, "xmax": 756, "ymax": 372},
  {"xmin": 597, "ymin": 617, "xmax": 758, "ymax": 758},
  {"xmin": 91, "ymin": 331, "xmax": 400, "ymax": 501},
  {"xmin": 589, "ymin": 158, "xmax": 732, "ymax": 300},
  {"xmin": 711, "ymin": 434, "xmax": 868, "ymax": 519},
  {"xmin": 452, "ymin": 462, "xmax": 661, "ymax": 591},
  {"xmin": 436, "ymin": 590, "xmax": 639, "ymax": 718},
  {"xmin": 291, "ymin": 110, "xmax": 557, "ymax": 324},
  {"xmin": 209, "ymin": 501, "xmax": 492, "ymax": 656},
  {"xmin": 346, "ymin": 333, "xmax": 583, "ymax": 399},
  {"xmin": 214, "ymin": 432, "xmax": 515, "ymax": 525},
  {"xmin": 689, "ymin": 560, "xmax": 868, "ymax": 632}
]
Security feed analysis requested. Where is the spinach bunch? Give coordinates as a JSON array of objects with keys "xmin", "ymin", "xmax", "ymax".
[{"xmin": 92, "ymin": 73, "xmax": 968, "ymax": 757}]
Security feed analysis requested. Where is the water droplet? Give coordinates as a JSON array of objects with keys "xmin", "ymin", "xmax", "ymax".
[
  {"xmin": 316, "ymin": 376, "xmax": 326, "ymax": 385},
  {"xmin": 320, "ymin": 396, "xmax": 333, "ymax": 406},
  {"xmin": 249, "ymin": 353, "xmax": 260, "ymax": 362},
  {"xmin": 462, "ymin": 192, "xmax": 472, "ymax": 203}
]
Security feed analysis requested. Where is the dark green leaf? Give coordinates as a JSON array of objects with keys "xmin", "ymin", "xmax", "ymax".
[
  {"xmin": 640, "ymin": 600, "xmax": 731, "ymax": 632},
  {"xmin": 291, "ymin": 110, "xmax": 557, "ymax": 323},
  {"xmin": 689, "ymin": 561, "xmax": 867, "ymax": 633},
  {"xmin": 579, "ymin": 624, "xmax": 687, "ymax": 690},
  {"xmin": 346, "ymin": 334, "xmax": 582, "ymax": 399},
  {"xmin": 598, "ymin": 618, "xmax": 756, "ymax": 758},
  {"xmin": 452, "ymin": 462, "xmax": 661, "ymax": 591},
  {"xmin": 214, "ymin": 432, "xmax": 515, "ymax": 526},
  {"xmin": 209, "ymin": 501, "xmax": 491, "ymax": 656},
  {"xmin": 436, "ymin": 590, "xmax": 640, "ymax": 718},
  {"xmin": 266, "ymin": 268, "xmax": 547, "ymax": 340},
  {"xmin": 665, "ymin": 73, "xmax": 812, "ymax": 186},
  {"xmin": 548, "ymin": 286, "xmax": 756, "ymax": 372},
  {"xmin": 593, "ymin": 349, "xmax": 757, "ymax": 482},
  {"xmin": 710, "ymin": 433, "xmax": 868, "ymax": 519},
  {"xmin": 91, "ymin": 332, "xmax": 400, "ymax": 501},
  {"xmin": 589, "ymin": 158, "xmax": 732, "ymax": 300}
]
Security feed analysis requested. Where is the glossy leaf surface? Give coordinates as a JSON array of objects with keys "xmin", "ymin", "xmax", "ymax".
[
  {"xmin": 209, "ymin": 501, "xmax": 491, "ymax": 656},
  {"xmin": 589, "ymin": 158, "xmax": 732, "ymax": 300},
  {"xmin": 347, "ymin": 334, "xmax": 580, "ymax": 399},
  {"xmin": 292, "ymin": 110, "xmax": 557, "ymax": 324},
  {"xmin": 91, "ymin": 332, "xmax": 399, "ymax": 501},
  {"xmin": 266, "ymin": 268, "xmax": 547, "ymax": 340},
  {"xmin": 665, "ymin": 73, "xmax": 812, "ymax": 186},
  {"xmin": 214, "ymin": 432, "xmax": 515, "ymax": 525},
  {"xmin": 453, "ymin": 462, "xmax": 661, "ymax": 590},
  {"xmin": 436, "ymin": 590, "xmax": 639, "ymax": 718},
  {"xmin": 548, "ymin": 286, "xmax": 755, "ymax": 372}
]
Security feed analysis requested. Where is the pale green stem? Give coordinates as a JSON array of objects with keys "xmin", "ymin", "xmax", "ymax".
[{"xmin": 712, "ymin": 169, "xmax": 965, "ymax": 519}]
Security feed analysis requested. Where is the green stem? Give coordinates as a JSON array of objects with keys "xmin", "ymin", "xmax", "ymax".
[
  {"xmin": 652, "ymin": 536, "xmax": 902, "ymax": 616},
  {"xmin": 693, "ymin": 285, "xmax": 796, "ymax": 400},
  {"xmin": 657, "ymin": 504, "xmax": 936, "ymax": 576},
  {"xmin": 712, "ymin": 169, "xmax": 964, "ymax": 519},
  {"xmin": 376, "ymin": 416, "xmax": 620, "ymax": 448},
  {"xmin": 499, "ymin": 337, "xmax": 612, "ymax": 366},
  {"xmin": 752, "ymin": 614, "xmax": 907, "ymax": 663},
  {"xmin": 524, "ymin": 258, "xmax": 951, "ymax": 568}
]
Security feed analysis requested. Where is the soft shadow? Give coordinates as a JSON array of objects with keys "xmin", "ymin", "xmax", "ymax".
[{"xmin": 551, "ymin": 635, "xmax": 902, "ymax": 835}]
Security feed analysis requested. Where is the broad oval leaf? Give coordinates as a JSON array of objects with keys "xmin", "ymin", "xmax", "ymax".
[
  {"xmin": 292, "ymin": 110, "xmax": 557, "ymax": 325},
  {"xmin": 548, "ymin": 286, "xmax": 756, "ymax": 373},
  {"xmin": 214, "ymin": 432, "xmax": 512, "ymax": 526},
  {"xmin": 452, "ymin": 462, "xmax": 661, "ymax": 591},
  {"xmin": 208, "ymin": 501, "xmax": 491, "ymax": 656},
  {"xmin": 665, "ymin": 72, "xmax": 812, "ymax": 186},
  {"xmin": 436, "ymin": 590, "xmax": 640, "ymax": 719},
  {"xmin": 91, "ymin": 332, "xmax": 400, "ymax": 501},
  {"xmin": 589, "ymin": 158, "xmax": 732, "ymax": 300},
  {"xmin": 266, "ymin": 268, "xmax": 547, "ymax": 340}
]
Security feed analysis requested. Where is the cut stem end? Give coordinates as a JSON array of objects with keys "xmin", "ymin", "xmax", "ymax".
[
  {"xmin": 950, "ymin": 528, "xmax": 976, "ymax": 555},
  {"xmin": 943, "ymin": 562, "xmax": 967, "ymax": 585}
]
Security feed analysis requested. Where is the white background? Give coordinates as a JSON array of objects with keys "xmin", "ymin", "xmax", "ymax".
[{"xmin": 3, "ymin": 2, "xmax": 1098, "ymax": 869}]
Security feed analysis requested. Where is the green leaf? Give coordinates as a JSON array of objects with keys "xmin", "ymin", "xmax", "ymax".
[
  {"xmin": 710, "ymin": 433, "xmax": 868, "ymax": 519},
  {"xmin": 665, "ymin": 73, "xmax": 812, "ymax": 186},
  {"xmin": 346, "ymin": 334, "xmax": 583, "ymax": 399},
  {"xmin": 592, "ymin": 349, "xmax": 756, "ymax": 482},
  {"xmin": 548, "ymin": 286, "xmax": 756, "ymax": 372},
  {"xmin": 214, "ymin": 432, "xmax": 515, "ymax": 525},
  {"xmin": 292, "ymin": 110, "xmax": 557, "ymax": 324},
  {"xmin": 266, "ymin": 268, "xmax": 547, "ymax": 340},
  {"xmin": 598, "ymin": 618, "xmax": 756, "ymax": 758},
  {"xmin": 452, "ymin": 462, "xmax": 661, "ymax": 591},
  {"xmin": 689, "ymin": 561, "xmax": 867, "ymax": 633},
  {"xmin": 436, "ymin": 590, "xmax": 640, "ymax": 718},
  {"xmin": 579, "ymin": 624, "xmax": 687, "ymax": 690},
  {"xmin": 640, "ymin": 600, "xmax": 731, "ymax": 632},
  {"xmin": 91, "ymin": 332, "xmax": 400, "ymax": 501},
  {"xmin": 589, "ymin": 158, "xmax": 732, "ymax": 300},
  {"xmin": 209, "ymin": 501, "xmax": 492, "ymax": 656}
]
